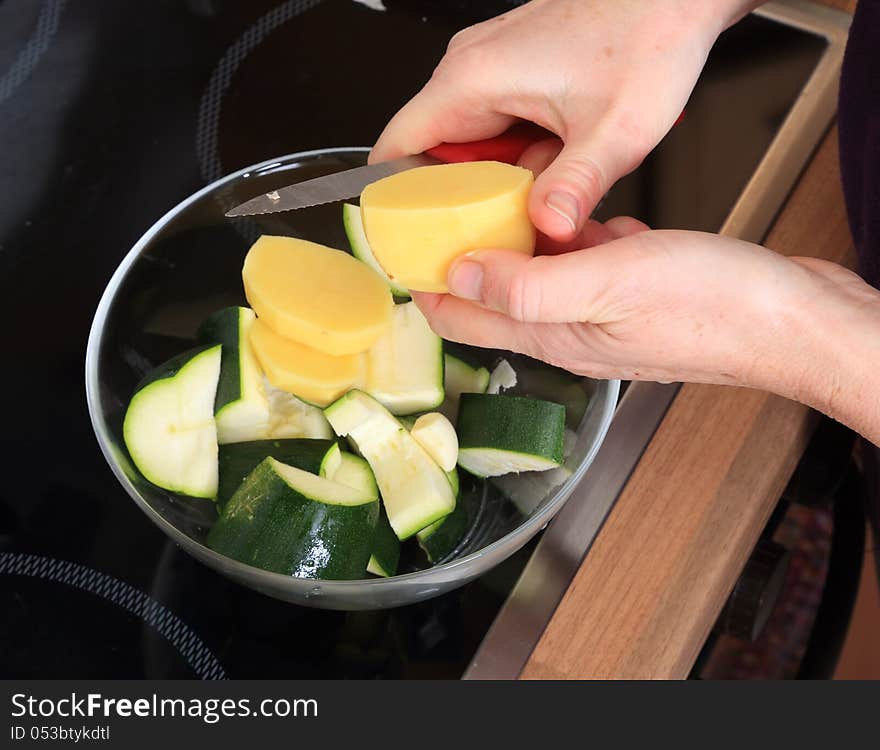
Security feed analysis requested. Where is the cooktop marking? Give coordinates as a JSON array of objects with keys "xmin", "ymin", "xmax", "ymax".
[
  {"xmin": 0, "ymin": 553, "xmax": 226, "ymax": 680},
  {"xmin": 0, "ymin": 0, "xmax": 68, "ymax": 105}
]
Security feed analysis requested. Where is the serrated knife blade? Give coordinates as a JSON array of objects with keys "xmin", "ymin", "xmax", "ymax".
[{"xmin": 225, "ymin": 153, "xmax": 440, "ymax": 217}]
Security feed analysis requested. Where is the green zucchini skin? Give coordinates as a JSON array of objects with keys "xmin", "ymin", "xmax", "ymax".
[
  {"xmin": 368, "ymin": 505, "xmax": 401, "ymax": 577},
  {"xmin": 325, "ymin": 390, "xmax": 457, "ymax": 540},
  {"xmin": 197, "ymin": 306, "xmax": 246, "ymax": 414},
  {"xmin": 319, "ymin": 450, "xmax": 399, "ymax": 577},
  {"xmin": 123, "ymin": 345, "xmax": 222, "ymax": 499},
  {"xmin": 133, "ymin": 344, "xmax": 218, "ymax": 392},
  {"xmin": 217, "ymin": 438, "xmax": 338, "ymax": 510},
  {"xmin": 456, "ymin": 393, "xmax": 566, "ymax": 475},
  {"xmin": 418, "ymin": 501, "xmax": 468, "ymax": 564},
  {"xmin": 514, "ymin": 360, "xmax": 590, "ymax": 429},
  {"xmin": 343, "ymin": 203, "xmax": 411, "ymax": 299},
  {"xmin": 417, "ymin": 468, "xmax": 467, "ymax": 563},
  {"xmin": 208, "ymin": 458, "xmax": 378, "ymax": 580}
]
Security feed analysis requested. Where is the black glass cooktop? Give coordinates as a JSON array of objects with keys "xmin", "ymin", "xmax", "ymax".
[{"xmin": 0, "ymin": 0, "xmax": 825, "ymax": 678}]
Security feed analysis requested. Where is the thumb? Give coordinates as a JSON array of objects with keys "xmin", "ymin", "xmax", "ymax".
[
  {"xmin": 447, "ymin": 218, "xmax": 649, "ymax": 323},
  {"xmin": 528, "ymin": 130, "xmax": 626, "ymax": 242},
  {"xmin": 447, "ymin": 248, "xmax": 606, "ymax": 324}
]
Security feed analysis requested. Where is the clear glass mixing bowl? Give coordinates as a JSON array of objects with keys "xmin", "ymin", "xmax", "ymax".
[{"xmin": 85, "ymin": 148, "xmax": 619, "ymax": 610}]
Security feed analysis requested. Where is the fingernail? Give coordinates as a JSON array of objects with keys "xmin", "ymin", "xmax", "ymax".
[
  {"xmin": 449, "ymin": 260, "xmax": 484, "ymax": 301},
  {"xmin": 545, "ymin": 191, "xmax": 579, "ymax": 233}
]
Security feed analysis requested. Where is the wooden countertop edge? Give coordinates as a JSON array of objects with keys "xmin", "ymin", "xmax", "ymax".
[{"xmin": 519, "ymin": 113, "xmax": 856, "ymax": 678}]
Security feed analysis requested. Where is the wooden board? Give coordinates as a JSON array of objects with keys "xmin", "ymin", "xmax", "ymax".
[{"xmin": 521, "ymin": 118, "xmax": 856, "ymax": 679}]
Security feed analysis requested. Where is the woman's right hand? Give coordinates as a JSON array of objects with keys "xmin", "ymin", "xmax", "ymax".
[{"xmin": 371, "ymin": 0, "xmax": 759, "ymax": 243}]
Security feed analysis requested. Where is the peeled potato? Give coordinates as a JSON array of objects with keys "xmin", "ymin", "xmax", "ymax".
[
  {"xmin": 360, "ymin": 161, "xmax": 536, "ymax": 293},
  {"xmin": 242, "ymin": 235, "xmax": 393, "ymax": 356},
  {"xmin": 249, "ymin": 319, "xmax": 364, "ymax": 407}
]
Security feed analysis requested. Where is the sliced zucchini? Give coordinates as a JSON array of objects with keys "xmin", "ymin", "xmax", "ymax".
[
  {"xmin": 197, "ymin": 306, "xmax": 270, "ymax": 444},
  {"xmin": 123, "ymin": 345, "xmax": 222, "ymax": 499},
  {"xmin": 263, "ymin": 378, "xmax": 335, "ymax": 440},
  {"xmin": 366, "ymin": 507, "xmax": 400, "ymax": 577},
  {"xmin": 217, "ymin": 438, "xmax": 339, "ymax": 510},
  {"xmin": 487, "ymin": 358, "xmax": 517, "ymax": 394},
  {"xmin": 343, "ymin": 203, "xmax": 410, "ymax": 298},
  {"xmin": 439, "ymin": 354, "xmax": 490, "ymax": 422},
  {"xmin": 324, "ymin": 390, "xmax": 456, "ymax": 540},
  {"xmin": 320, "ymin": 450, "xmax": 378, "ymax": 502},
  {"xmin": 446, "ymin": 465, "xmax": 460, "ymax": 497},
  {"xmin": 514, "ymin": 362, "xmax": 591, "ymax": 429},
  {"xmin": 319, "ymin": 451, "xmax": 399, "ymax": 577},
  {"xmin": 410, "ymin": 412, "xmax": 458, "ymax": 472},
  {"xmin": 207, "ymin": 457, "xmax": 379, "ymax": 579},
  {"xmin": 445, "ymin": 354, "xmax": 490, "ymax": 397},
  {"xmin": 398, "ymin": 418, "xmax": 460, "ymax": 491},
  {"xmin": 418, "ymin": 497, "xmax": 468, "ymax": 564},
  {"xmin": 456, "ymin": 393, "xmax": 565, "ymax": 477},
  {"xmin": 365, "ymin": 301, "xmax": 444, "ymax": 415}
]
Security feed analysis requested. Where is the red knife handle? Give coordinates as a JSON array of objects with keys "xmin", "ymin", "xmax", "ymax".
[
  {"xmin": 425, "ymin": 123, "xmax": 550, "ymax": 165},
  {"xmin": 424, "ymin": 112, "xmax": 686, "ymax": 165}
]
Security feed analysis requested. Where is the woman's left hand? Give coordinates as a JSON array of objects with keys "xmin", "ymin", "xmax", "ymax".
[{"xmin": 413, "ymin": 220, "xmax": 880, "ymax": 443}]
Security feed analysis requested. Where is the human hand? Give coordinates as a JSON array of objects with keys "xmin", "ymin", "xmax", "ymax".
[
  {"xmin": 371, "ymin": 0, "xmax": 757, "ymax": 242},
  {"xmin": 413, "ymin": 222, "xmax": 880, "ymax": 442}
]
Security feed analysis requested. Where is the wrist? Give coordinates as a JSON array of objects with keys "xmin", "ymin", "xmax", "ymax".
[
  {"xmin": 679, "ymin": 1, "xmax": 765, "ymax": 42},
  {"xmin": 765, "ymin": 260, "xmax": 880, "ymax": 444}
]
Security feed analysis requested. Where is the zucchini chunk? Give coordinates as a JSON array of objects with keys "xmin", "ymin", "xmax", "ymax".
[
  {"xmin": 366, "ymin": 507, "xmax": 400, "ymax": 577},
  {"xmin": 217, "ymin": 438, "xmax": 339, "ymax": 510},
  {"xmin": 343, "ymin": 203, "xmax": 410, "ymax": 299},
  {"xmin": 207, "ymin": 457, "xmax": 379, "ymax": 579},
  {"xmin": 123, "ymin": 345, "xmax": 222, "ymax": 499},
  {"xmin": 456, "ymin": 393, "xmax": 565, "ymax": 477},
  {"xmin": 410, "ymin": 412, "xmax": 458, "ymax": 471},
  {"xmin": 324, "ymin": 390, "xmax": 456, "ymax": 540},
  {"xmin": 417, "ymin": 467, "xmax": 468, "ymax": 563},
  {"xmin": 263, "ymin": 378, "xmax": 335, "ymax": 440},
  {"xmin": 365, "ymin": 301, "xmax": 444, "ymax": 415},
  {"xmin": 197, "ymin": 306, "xmax": 270, "ymax": 444},
  {"xmin": 439, "ymin": 353, "xmax": 490, "ymax": 422},
  {"xmin": 319, "ymin": 450, "xmax": 399, "ymax": 577},
  {"xmin": 487, "ymin": 358, "xmax": 517, "ymax": 394}
]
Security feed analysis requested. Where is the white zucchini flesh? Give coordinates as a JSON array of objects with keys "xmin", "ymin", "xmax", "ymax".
[
  {"xmin": 457, "ymin": 448, "xmax": 561, "ymax": 477},
  {"xmin": 321, "ymin": 452, "xmax": 379, "ymax": 502},
  {"xmin": 325, "ymin": 391, "xmax": 456, "ymax": 539},
  {"xmin": 343, "ymin": 203, "xmax": 410, "ymax": 298},
  {"xmin": 488, "ymin": 358, "xmax": 518, "ymax": 394},
  {"xmin": 410, "ymin": 412, "xmax": 459, "ymax": 471},
  {"xmin": 439, "ymin": 354, "xmax": 490, "ymax": 422},
  {"xmin": 215, "ymin": 309, "xmax": 270, "ymax": 444},
  {"xmin": 264, "ymin": 378, "xmax": 334, "ymax": 440},
  {"xmin": 123, "ymin": 346, "xmax": 222, "ymax": 499},
  {"xmin": 365, "ymin": 301, "xmax": 444, "ymax": 415}
]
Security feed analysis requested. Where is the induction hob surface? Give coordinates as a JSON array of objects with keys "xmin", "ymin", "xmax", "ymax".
[{"xmin": 0, "ymin": 0, "xmax": 825, "ymax": 678}]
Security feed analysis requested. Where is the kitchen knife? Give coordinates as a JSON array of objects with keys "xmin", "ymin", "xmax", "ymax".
[{"xmin": 224, "ymin": 124, "xmax": 550, "ymax": 218}]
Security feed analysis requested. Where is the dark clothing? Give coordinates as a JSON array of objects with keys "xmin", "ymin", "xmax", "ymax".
[
  {"xmin": 839, "ymin": 0, "xmax": 880, "ymax": 537},
  {"xmin": 840, "ymin": 0, "xmax": 880, "ymax": 285}
]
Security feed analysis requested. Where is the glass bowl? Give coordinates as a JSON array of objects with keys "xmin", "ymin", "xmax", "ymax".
[{"xmin": 85, "ymin": 148, "xmax": 619, "ymax": 610}]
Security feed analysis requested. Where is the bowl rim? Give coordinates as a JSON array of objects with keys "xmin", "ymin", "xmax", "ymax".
[{"xmin": 85, "ymin": 146, "xmax": 620, "ymax": 590}]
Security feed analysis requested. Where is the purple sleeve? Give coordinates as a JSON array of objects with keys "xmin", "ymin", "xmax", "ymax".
[
  {"xmin": 838, "ymin": 0, "xmax": 880, "ymax": 545},
  {"xmin": 839, "ymin": 0, "xmax": 880, "ymax": 286}
]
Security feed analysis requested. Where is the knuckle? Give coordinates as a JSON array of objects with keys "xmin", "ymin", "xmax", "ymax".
[
  {"xmin": 503, "ymin": 263, "xmax": 542, "ymax": 322},
  {"xmin": 446, "ymin": 27, "xmax": 472, "ymax": 52},
  {"xmin": 558, "ymin": 154, "xmax": 606, "ymax": 205}
]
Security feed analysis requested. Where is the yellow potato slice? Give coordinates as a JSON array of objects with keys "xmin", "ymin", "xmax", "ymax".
[
  {"xmin": 249, "ymin": 318, "xmax": 364, "ymax": 407},
  {"xmin": 242, "ymin": 235, "xmax": 393, "ymax": 356},
  {"xmin": 360, "ymin": 161, "xmax": 536, "ymax": 293}
]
